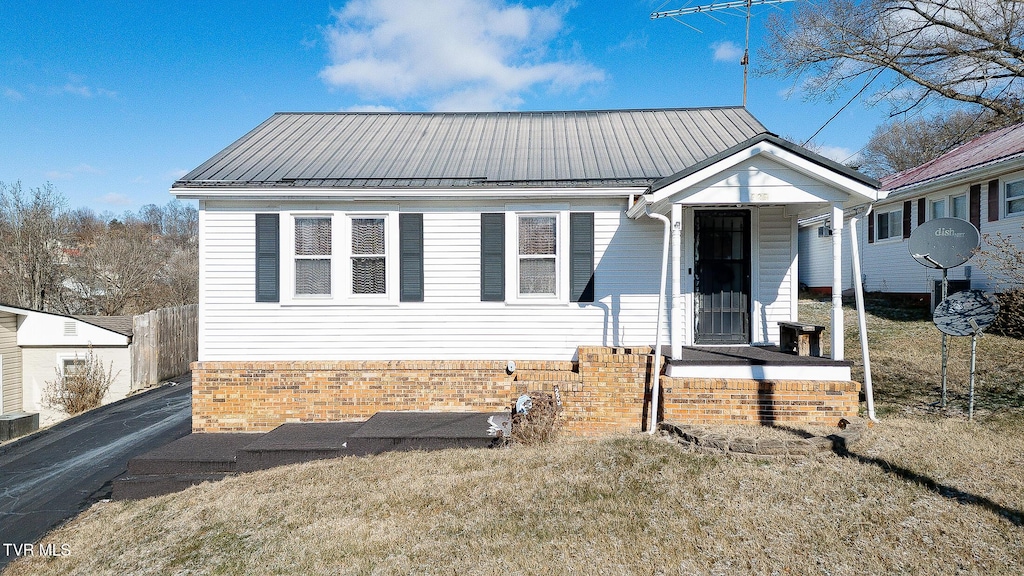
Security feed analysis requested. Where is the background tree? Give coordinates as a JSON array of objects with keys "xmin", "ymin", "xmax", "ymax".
[
  {"xmin": 0, "ymin": 182, "xmax": 71, "ymax": 310},
  {"xmin": 761, "ymin": 0, "xmax": 1024, "ymax": 122},
  {"xmin": 858, "ymin": 109, "xmax": 1012, "ymax": 177}
]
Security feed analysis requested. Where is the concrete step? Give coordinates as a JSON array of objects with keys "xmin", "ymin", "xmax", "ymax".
[
  {"xmin": 112, "ymin": 473, "xmax": 231, "ymax": 501},
  {"xmin": 235, "ymin": 421, "xmax": 363, "ymax": 472},
  {"xmin": 346, "ymin": 411, "xmax": 508, "ymax": 456},
  {"xmin": 126, "ymin": 433, "xmax": 260, "ymax": 475}
]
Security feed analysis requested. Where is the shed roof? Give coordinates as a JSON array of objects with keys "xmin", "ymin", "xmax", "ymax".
[
  {"xmin": 72, "ymin": 315, "xmax": 134, "ymax": 337},
  {"xmin": 881, "ymin": 121, "xmax": 1024, "ymax": 193},
  {"xmin": 173, "ymin": 108, "xmax": 768, "ymax": 190}
]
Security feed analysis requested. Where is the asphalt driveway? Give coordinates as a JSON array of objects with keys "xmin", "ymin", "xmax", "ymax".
[{"xmin": 0, "ymin": 376, "xmax": 191, "ymax": 569}]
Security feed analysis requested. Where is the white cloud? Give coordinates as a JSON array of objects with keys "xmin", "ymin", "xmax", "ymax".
[
  {"xmin": 3, "ymin": 87, "xmax": 24, "ymax": 101},
  {"xmin": 813, "ymin": 144, "xmax": 860, "ymax": 166},
  {"xmin": 100, "ymin": 193, "xmax": 133, "ymax": 207},
  {"xmin": 712, "ymin": 41, "xmax": 743, "ymax": 64},
  {"xmin": 44, "ymin": 163, "xmax": 105, "ymax": 181},
  {"xmin": 344, "ymin": 104, "xmax": 398, "ymax": 112},
  {"xmin": 319, "ymin": 0, "xmax": 605, "ymax": 110}
]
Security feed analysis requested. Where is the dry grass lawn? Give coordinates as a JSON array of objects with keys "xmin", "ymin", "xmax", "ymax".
[{"xmin": 5, "ymin": 298, "xmax": 1023, "ymax": 575}]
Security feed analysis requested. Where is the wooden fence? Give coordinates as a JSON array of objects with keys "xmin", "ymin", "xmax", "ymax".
[{"xmin": 131, "ymin": 304, "xmax": 198, "ymax": 388}]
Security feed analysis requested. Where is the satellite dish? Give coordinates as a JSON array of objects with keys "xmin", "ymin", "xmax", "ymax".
[
  {"xmin": 908, "ymin": 218, "xmax": 980, "ymax": 269},
  {"xmin": 933, "ymin": 290, "xmax": 999, "ymax": 336}
]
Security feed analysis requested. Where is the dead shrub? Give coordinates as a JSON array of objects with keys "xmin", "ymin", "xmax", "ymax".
[
  {"xmin": 44, "ymin": 348, "xmax": 118, "ymax": 415},
  {"xmin": 510, "ymin": 391, "xmax": 562, "ymax": 445},
  {"xmin": 989, "ymin": 289, "xmax": 1024, "ymax": 339}
]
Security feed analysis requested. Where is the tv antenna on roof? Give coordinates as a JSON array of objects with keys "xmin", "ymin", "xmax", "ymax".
[{"xmin": 651, "ymin": 0, "xmax": 793, "ymax": 107}]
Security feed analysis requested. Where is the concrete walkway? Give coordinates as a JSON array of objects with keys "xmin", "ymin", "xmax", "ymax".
[{"xmin": 0, "ymin": 377, "xmax": 191, "ymax": 569}]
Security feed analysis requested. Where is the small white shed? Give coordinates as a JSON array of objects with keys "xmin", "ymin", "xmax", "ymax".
[{"xmin": 0, "ymin": 304, "xmax": 133, "ymax": 429}]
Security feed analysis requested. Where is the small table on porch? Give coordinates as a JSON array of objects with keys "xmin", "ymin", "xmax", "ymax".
[{"xmin": 778, "ymin": 321, "xmax": 826, "ymax": 357}]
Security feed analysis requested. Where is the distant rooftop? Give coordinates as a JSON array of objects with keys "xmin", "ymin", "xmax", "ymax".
[
  {"xmin": 881, "ymin": 121, "xmax": 1024, "ymax": 193},
  {"xmin": 173, "ymin": 108, "xmax": 769, "ymax": 190}
]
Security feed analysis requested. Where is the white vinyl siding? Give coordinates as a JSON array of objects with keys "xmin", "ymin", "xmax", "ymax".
[
  {"xmin": 1, "ymin": 312, "xmax": 22, "ymax": 414},
  {"xmin": 756, "ymin": 207, "xmax": 796, "ymax": 344},
  {"xmin": 200, "ymin": 200, "xmax": 669, "ymax": 361},
  {"xmin": 21, "ymin": 347, "xmax": 132, "ymax": 427}
]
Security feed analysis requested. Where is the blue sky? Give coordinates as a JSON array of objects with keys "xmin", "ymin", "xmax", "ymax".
[{"xmin": 1, "ymin": 0, "xmax": 896, "ymax": 212}]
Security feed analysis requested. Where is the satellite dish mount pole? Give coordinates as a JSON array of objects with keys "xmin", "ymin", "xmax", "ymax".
[{"xmin": 940, "ymin": 268, "xmax": 948, "ymax": 408}]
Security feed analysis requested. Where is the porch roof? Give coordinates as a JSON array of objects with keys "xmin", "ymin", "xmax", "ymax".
[{"xmin": 626, "ymin": 134, "xmax": 880, "ymax": 218}]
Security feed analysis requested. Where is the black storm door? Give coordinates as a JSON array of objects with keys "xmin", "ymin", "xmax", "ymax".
[{"xmin": 694, "ymin": 210, "xmax": 751, "ymax": 344}]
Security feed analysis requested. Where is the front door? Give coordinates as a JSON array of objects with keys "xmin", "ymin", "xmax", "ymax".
[{"xmin": 694, "ymin": 210, "xmax": 751, "ymax": 344}]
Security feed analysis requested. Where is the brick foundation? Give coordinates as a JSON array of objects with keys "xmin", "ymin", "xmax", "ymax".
[{"xmin": 191, "ymin": 347, "xmax": 860, "ymax": 434}]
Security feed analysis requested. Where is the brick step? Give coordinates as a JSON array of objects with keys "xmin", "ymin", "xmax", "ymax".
[{"xmin": 512, "ymin": 360, "xmax": 577, "ymax": 372}]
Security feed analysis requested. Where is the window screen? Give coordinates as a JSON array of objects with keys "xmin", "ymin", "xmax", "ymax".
[
  {"xmin": 518, "ymin": 215, "xmax": 557, "ymax": 295},
  {"xmin": 295, "ymin": 217, "xmax": 331, "ymax": 295},
  {"xmin": 352, "ymin": 217, "xmax": 386, "ymax": 294}
]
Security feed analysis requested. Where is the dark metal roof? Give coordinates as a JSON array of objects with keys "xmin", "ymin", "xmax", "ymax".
[
  {"xmin": 881, "ymin": 121, "xmax": 1024, "ymax": 193},
  {"xmin": 173, "ymin": 108, "xmax": 769, "ymax": 190}
]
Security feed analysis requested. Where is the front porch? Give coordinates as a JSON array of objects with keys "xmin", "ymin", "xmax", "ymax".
[{"xmin": 666, "ymin": 345, "xmax": 852, "ymax": 381}]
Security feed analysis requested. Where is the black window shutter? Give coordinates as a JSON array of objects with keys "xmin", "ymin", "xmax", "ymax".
[
  {"xmin": 480, "ymin": 213, "xmax": 505, "ymax": 301},
  {"xmin": 255, "ymin": 214, "xmax": 280, "ymax": 303},
  {"xmin": 988, "ymin": 179, "xmax": 1000, "ymax": 222},
  {"xmin": 917, "ymin": 198, "xmax": 926, "ymax": 225},
  {"xmin": 868, "ymin": 211, "xmax": 875, "ymax": 244},
  {"xmin": 970, "ymin": 184, "xmax": 982, "ymax": 229},
  {"xmin": 902, "ymin": 201, "xmax": 912, "ymax": 238},
  {"xmin": 399, "ymin": 213, "xmax": 424, "ymax": 302},
  {"xmin": 569, "ymin": 212, "xmax": 595, "ymax": 303}
]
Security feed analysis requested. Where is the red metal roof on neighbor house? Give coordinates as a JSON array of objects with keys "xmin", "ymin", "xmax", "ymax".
[{"xmin": 881, "ymin": 121, "xmax": 1024, "ymax": 192}]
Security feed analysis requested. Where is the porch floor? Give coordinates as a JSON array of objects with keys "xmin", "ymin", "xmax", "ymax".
[{"xmin": 665, "ymin": 346, "xmax": 852, "ymax": 381}]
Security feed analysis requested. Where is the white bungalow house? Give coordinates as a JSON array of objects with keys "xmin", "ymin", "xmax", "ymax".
[
  {"xmin": 0, "ymin": 304, "xmax": 134, "ymax": 437},
  {"xmin": 173, "ymin": 108, "xmax": 880, "ymax": 433},
  {"xmin": 800, "ymin": 120, "xmax": 1024, "ymax": 306}
]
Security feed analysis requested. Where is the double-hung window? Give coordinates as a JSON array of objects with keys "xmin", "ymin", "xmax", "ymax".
[
  {"xmin": 517, "ymin": 214, "xmax": 558, "ymax": 297},
  {"xmin": 1007, "ymin": 180, "xmax": 1024, "ymax": 216},
  {"xmin": 875, "ymin": 208, "xmax": 902, "ymax": 241},
  {"xmin": 950, "ymin": 193, "xmax": 968, "ymax": 220},
  {"xmin": 929, "ymin": 198, "xmax": 946, "ymax": 220},
  {"xmin": 350, "ymin": 216, "xmax": 387, "ymax": 295},
  {"xmin": 294, "ymin": 217, "xmax": 332, "ymax": 296}
]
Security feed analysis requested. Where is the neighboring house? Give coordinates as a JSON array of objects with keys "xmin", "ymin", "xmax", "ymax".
[
  {"xmin": 800, "ymin": 121, "xmax": 1024, "ymax": 304},
  {"xmin": 173, "ymin": 108, "xmax": 879, "ymax": 434},
  {"xmin": 0, "ymin": 304, "xmax": 133, "ymax": 431}
]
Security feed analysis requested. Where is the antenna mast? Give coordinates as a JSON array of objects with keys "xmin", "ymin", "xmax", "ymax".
[{"xmin": 651, "ymin": 0, "xmax": 793, "ymax": 107}]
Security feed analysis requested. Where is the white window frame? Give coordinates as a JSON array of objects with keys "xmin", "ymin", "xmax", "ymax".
[
  {"xmin": 506, "ymin": 210, "xmax": 569, "ymax": 304},
  {"xmin": 281, "ymin": 211, "xmax": 398, "ymax": 305},
  {"xmin": 1006, "ymin": 179, "xmax": 1024, "ymax": 217},
  {"xmin": 286, "ymin": 213, "xmax": 336, "ymax": 301},
  {"xmin": 875, "ymin": 208, "xmax": 902, "ymax": 241},
  {"xmin": 344, "ymin": 213, "xmax": 397, "ymax": 303},
  {"xmin": 929, "ymin": 198, "xmax": 946, "ymax": 220},
  {"xmin": 55, "ymin": 353, "xmax": 88, "ymax": 377},
  {"xmin": 949, "ymin": 193, "xmax": 968, "ymax": 220}
]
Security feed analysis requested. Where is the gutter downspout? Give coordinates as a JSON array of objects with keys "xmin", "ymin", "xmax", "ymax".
[
  {"xmin": 849, "ymin": 208, "xmax": 879, "ymax": 423},
  {"xmin": 645, "ymin": 208, "xmax": 671, "ymax": 434}
]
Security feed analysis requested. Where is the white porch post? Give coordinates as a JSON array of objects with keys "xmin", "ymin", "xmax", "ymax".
[
  {"xmin": 670, "ymin": 204, "xmax": 683, "ymax": 359},
  {"xmin": 831, "ymin": 202, "xmax": 845, "ymax": 361}
]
